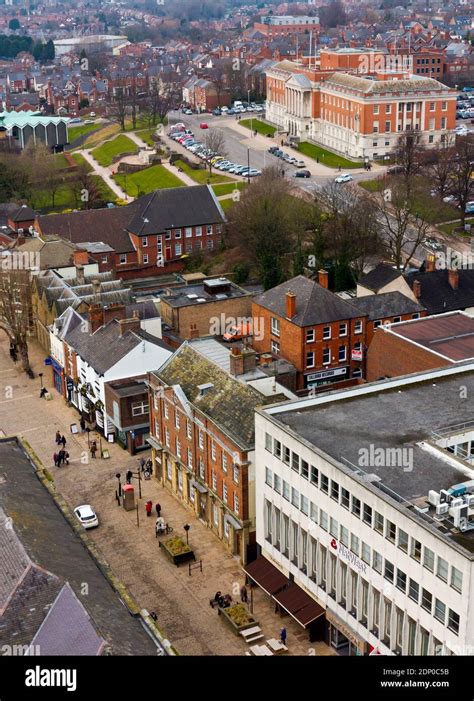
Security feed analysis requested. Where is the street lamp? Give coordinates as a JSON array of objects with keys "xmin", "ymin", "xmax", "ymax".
[
  {"xmin": 39, "ymin": 372, "xmax": 43, "ymax": 389},
  {"xmin": 184, "ymin": 523, "xmax": 190, "ymax": 545},
  {"xmin": 116, "ymin": 472, "xmax": 122, "ymax": 498},
  {"xmin": 247, "ymin": 147, "xmax": 250, "ymax": 185}
]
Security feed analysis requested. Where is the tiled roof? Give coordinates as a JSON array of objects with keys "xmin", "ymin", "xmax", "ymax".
[
  {"xmin": 358, "ymin": 263, "xmax": 403, "ymax": 292},
  {"xmin": 351, "ymin": 291, "xmax": 425, "ymax": 320},
  {"xmin": 405, "ymin": 269, "xmax": 474, "ymax": 315},
  {"xmin": 0, "ymin": 509, "xmax": 30, "ymax": 614}
]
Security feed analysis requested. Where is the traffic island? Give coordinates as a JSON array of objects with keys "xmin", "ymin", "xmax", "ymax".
[{"xmin": 160, "ymin": 535, "xmax": 195, "ymax": 566}]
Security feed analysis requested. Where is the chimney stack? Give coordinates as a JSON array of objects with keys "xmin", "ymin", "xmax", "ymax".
[
  {"xmin": 92, "ymin": 279, "xmax": 101, "ymax": 302},
  {"xmin": 229, "ymin": 346, "xmax": 244, "ymax": 376},
  {"xmin": 318, "ymin": 269, "xmax": 329, "ymax": 289},
  {"xmin": 118, "ymin": 317, "xmax": 141, "ymax": 336},
  {"xmin": 76, "ymin": 264, "xmax": 85, "ymax": 286},
  {"xmin": 189, "ymin": 323, "xmax": 199, "ymax": 339},
  {"xmin": 448, "ymin": 268, "xmax": 459, "ymax": 291},
  {"xmin": 89, "ymin": 303, "xmax": 104, "ymax": 333},
  {"xmin": 426, "ymin": 254, "xmax": 436, "ymax": 273},
  {"xmin": 413, "ymin": 280, "xmax": 421, "ymax": 299},
  {"xmin": 286, "ymin": 290, "xmax": 296, "ymax": 319}
]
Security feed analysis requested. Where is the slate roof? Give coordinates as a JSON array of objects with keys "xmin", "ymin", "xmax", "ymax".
[
  {"xmin": 325, "ymin": 72, "xmax": 450, "ymax": 95},
  {"xmin": 254, "ymin": 275, "xmax": 361, "ymax": 326},
  {"xmin": 351, "ymin": 291, "xmax": 425, "ymax": 320},
  {"xmin": 10, "ymin": 205, "xmax": 35, "ymax": 222},
  {"xmin": 17, "ymin": 238, "xmax": 79, "ymax": 269},
  {"xmin": 0, "ymin": 510, "xmax": 30, "ymax": 614},
  {"xmin": 154, "ymin": 343, "xmax": 272, "ymax": 449},
  {"xmin": 405, "ymin": 269, "xmax": 474, "ymax": 315},
  {"xmin": 358, "ymin": 263, "xmax": 403, "ymax": 292}
]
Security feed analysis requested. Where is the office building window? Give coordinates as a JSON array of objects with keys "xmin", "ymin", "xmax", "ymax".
[
  {"xmin": 363, "ymin": 504, "xmax": 372, "ymax": 526},
  {"xmin": 448, "ymin": 609, "xmax": 459, "ymax": 635},
  {"xmin": 352, "ymin": 496, "xmax": 361, "ymax": 518},
  {"xmin": 373, "ymin": 550, "xmax": 382, "ymax": 573},
  {"xmin": 437, "ymin": 557, "xmax": 448, "ymax": 582},
  {"xmin": 398, "ymin": 529, "xmax": 409, "ymax": 553},
  {"xmin": 341, "ymin": 487, "xmax": 350, "ymax": 509},
  {"xmin": 384, "ymin": 560, "xmax": 394, "ymax": 583},
  {"xmin": 434, "ymin": 599, "xmax": 446, "ymax": 623},
  {"xmin": 396, "ymin": 569, "xmax": 406, "ymax": 592},
  {"xmin": 320, "ymin": 473, "xmax": 329, "ymax": 493},
  {"xmin": 323, "ymin": 348, "xmax": 331, "ymax": 364},
  {"xmin": 374, "ymin": 512, "xmax": 384, "ymax": 534},
  {"xmin": 451, "ymin": 567, "xmax": 463, "ymax": 593},
  {"xmin": 421, "ymin": 588, "xmax": 432, "ymax": 613},
  {"xmin": 273, "ymin": 474, "xmax": 281, "ymax": 494},
  {"xmin": 408, "ymin": 578, "xmax": 419, "ymax": 602},
  {"xmin": 411, "ymin": 538, "xmax": 422, "ymax": 562},
  {"xmin": 423, "ymin": 547, "xmax": 434, "ymax": 572}
]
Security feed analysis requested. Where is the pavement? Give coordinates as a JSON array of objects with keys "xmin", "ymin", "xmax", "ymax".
[{"xmin": 0, "ymin": 335, "xmax": 336, "ymax": 657}]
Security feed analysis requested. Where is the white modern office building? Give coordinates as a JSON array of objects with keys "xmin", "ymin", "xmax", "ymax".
[{"xmin": 254, "ymin": 362, "xmax": 474, "ymax": 656}]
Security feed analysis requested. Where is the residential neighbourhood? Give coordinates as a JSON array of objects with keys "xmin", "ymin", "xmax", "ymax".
[{"xmin": 0, "ymin": 0, "xmax": 474, "ymax": 691}]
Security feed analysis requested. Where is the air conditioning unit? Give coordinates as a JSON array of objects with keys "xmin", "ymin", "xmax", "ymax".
[
  {"xmin": 451, "ymin": 497, "xmax": 464, "ymax": 508},
  {"xmin": 428, "ymin": 490, "xmax": 441, "ymax": 506},
  {"xmin": 466, "ymin": 495, "xmax": 474, "ymax": 507},
  {"xmin": 436, "ymin": 503, "xmax": 449, "ymax": 516},
  {"xmin": 440, "ymin": 489, "xmax": 451, "ymax": 503},
  {"xmin": 451, "ymin": 504, "xmax": 469, "ymax": 529}
]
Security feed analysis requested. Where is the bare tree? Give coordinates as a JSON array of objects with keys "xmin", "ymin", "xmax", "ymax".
[
  {"xmin": 147, "ymin": 77, "xmax": 179, "ymax": 125},
  {"xmin": 431, "ymin": 136, "xmax": 456, "ymax": 197},
  {"xmin": 204, "ymin": 129, "xmax": 227, "ymax": 174},
  {"xmin": 108, "ymin": 86, "xmax": 127, "ymax": 130},
  {"xmin": 393, "ymin": 130, "xmax": 425, "ymax": 195},
  {"xmin": 72, "ymin": 163, "xmax": 103, "ymax": 210},
  {"xmin": 450, "ymin": 135, "xmax": 474, "ymax": 228},
  {"xmin": 0, "ymin": 268, "xmax": 33, "ymax": 373}
]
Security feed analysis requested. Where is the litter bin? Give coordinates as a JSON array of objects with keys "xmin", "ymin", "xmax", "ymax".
[{"xmin": 123, "ymin": 484, "xmax": 135, "ymax": 511}]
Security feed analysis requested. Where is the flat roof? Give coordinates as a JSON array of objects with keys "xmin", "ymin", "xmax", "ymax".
[
  {"xmin": 262, "ymin": 364, "xmax": 474, "ymax": 555},
  {"xmin": 161, "ymin": 279, "xmax": 249, "ymax": 308},
  {"xmin": 388, "ymin": 312, "xmax": 474, "ymax": 362}
]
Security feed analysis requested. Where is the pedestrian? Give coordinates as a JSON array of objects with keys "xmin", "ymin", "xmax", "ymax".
[
  {"xmin": 53, "ymin": 452, "xmax": 59, "ymax": 467},
  {"xmin": 145, "ymin": 500, "xmax": 153, "ymax": 517},
  {"xmin": 63, "ymin": 451, "xmax": 70, "ymax": 466},
  {"xmin": 80, "ymin": 417, "xmax": 86, "ymax": 433},
  {"xmin": 240, "ymin": 584, "xmax": 248, "ymax": 603},
  {"xmin": 126, "ymin": 469, "xmax": 133, "ymax": 484},
  {"xmin": 90, "ymin": 441, "xmax": 97, "ymax": 459},
  {"xmin": 40, "ymin": 387, "xmax": 47, "ymax": 398},
  {"xmin": 155, "ymin": 502, "xmax": 161, "ymax": 518},
  {"xmin": 55, "ymin": 431, "xmax": 61, "ymax": 445},
  {"xmin": 280, "ymin": 626, "xmax": 287, "ymax": 646},
  {"xmin": 60, "ymin": 435, "xmax": 66, "ymax": 448},
  {"xmin": 58, "ymin": 449, "xmax": 65, "ymax": 465},
  {"xmin": 139, "ymin": 457, "xmax": 146, "ymax": 472}
]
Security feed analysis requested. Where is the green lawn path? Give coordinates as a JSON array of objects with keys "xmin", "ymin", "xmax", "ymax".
[
  {"xmin": 114, "ymin": 165, "xmax": 185, "ymax": 196},
  {"xmin": 92, "ymin": 135, "xmax": 138, "ymax": 167}
]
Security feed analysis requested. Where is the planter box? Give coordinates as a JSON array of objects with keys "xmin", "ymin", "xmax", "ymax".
[
  {"xmin": 160, "ymin": 537, "xmax": 195, "ymax": 567},
  {"xmin": 218, "ymin": 604, "xmax": 258, "ymax": 635}
]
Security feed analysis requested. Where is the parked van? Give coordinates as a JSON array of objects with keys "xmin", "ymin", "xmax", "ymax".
[
  {"xmin": 222, "ymin": 321, "xmax": 253, "ymax": 342},
  {"xmin": 233, "ymin": 100, "xmax": 243, "ymax": 109}
]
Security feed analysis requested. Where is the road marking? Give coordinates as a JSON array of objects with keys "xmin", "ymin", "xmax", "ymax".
[{"xmin": 0, "ymin": 393, "xmax": 36, "ymax": 404}]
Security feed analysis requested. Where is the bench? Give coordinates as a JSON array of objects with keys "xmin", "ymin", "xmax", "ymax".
[
  {"xmin": 267, "ymin": 638, "xmax": 288, "ymax": 654},
  {"xmin": 240, "ymin": 626, "xmax": 262, "ymax": 639},
  {"xmin": 249, "ymin": 644, "xmax": 273, "ymax": 656}
]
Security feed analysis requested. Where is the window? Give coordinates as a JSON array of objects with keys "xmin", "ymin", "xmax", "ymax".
[
  {"xmin": 175, "ymin": 411, "xmax": 180, "ymax": 429},
  {"xmin": 119, "ymin": 254, "xmax": 127, "ymax": 264},
  {"xmin": 301, "ymin": 495, "xmax": 309, "ymax": 515},
  {"xmin": 265, "ymin": 433, "xmax": 272, "ymax": 452},
  {"xmin": 131, "ymin": 400, "xmax": 149, "ymax": 416},
  {"xmin": 373, "ymin": 550, "xmax": 382, "ymax": 573},
  {"xmin": 271, "ymin": 317, "xmax": 280, "ymax": 337},
  {"xmin": 351, "ymin": 496, "xmax": 361, "ymax": 518},
  {"xmin": 341, "ymin": 487, "xmax": 350, "ymax": 509},
  {"xmin": 448, "ymin": 609, "xmax": 459, "ymax": 635},
  {"xmin": 233, "ymin": 493, "xmax": 239, "ymax": 514},
  {"xmin": 165, "ymin": 231, "xmax": 172, "ymax": 240},
  {"xmin": 320, "ymin": 473, "xmax": 329, "ymax": 494},
  {"xmin": 329, "ymin": 517, "xmax": 338, "ymax": 538},
  {"xmin": 211, "ymin": 441, "xmax": 216, "ymax": 461},
  {"xmin": 176, "ymin": 438, "xmax": 181, "ymax": 459},
  {"xmin": 291, "ymin": 487, "xmax": 299, "ymax": 508},
  {"xmin": 442, "ymin": 101, "xmax": 447, "ymax": 111},
  {"xmin": 142, "ymin": 237, "xmax": 148, "ymax": 247},
  {"xmin": 165, "ymin": 428, "xmax": 170, "ymax": 448},
  {"xmin": 393, "ymin": 316, "xmax": 401, "ymax": 324},
  {"xmin": 310, "ymin": 465, "xmax": 318, "ymax": 485},
  {"xmin": 301, "ymin": 460, "xmax": 309, "ymax": 480},
  {"xmin": 101, "ymin": 256, "xmax": 108, "ymax": 263},
  {"xmin": 306, "ymin": 329, "xmax": 315, "ymax": 343},
  {"xmin": 354, "ymin": 320, "xmax": 363, "ymax": 334},
  {"xmin": 174, "ymin": 229, "xmax": 181, "ymax": 239},
  {"xmin": 350, "ymin": 534, "xmax": 360, "ymax": 556},
  {"xmin": 320, "ymin": 510, "xmax": 328, "ymax": 531},
  {"xmin": 187, "ymin": 448, "xmax": 193, "ymax": 469},
  {"xmin": 207, "ymin": 239, "xmax": 213, "ymax": 250},
  {"xmin": 283, "ymin": 481, "xmax": 290, "ymax": 501},
  {"xmin": 265, "ymin": 467, "xmax": 272, "ymax": 486},
  {"xmin": 340, "ymin": 526, "xmax": 349, "ymax": 547},
  {"xmin": 384, "ymin": 560, "xmax": 394, "ymax": 583},
  {"xmin": 271, "ymin": 340, "xmax": 280, "ymax": 355},
  {"xmin": 411, "ymin": 538, "xmax": 421, "ymax": 562},
  {"xmin": 291, "ymin": 452, "xmax": 300, "ymax": 473},
  {"xmin": 223, "ymin": 483, "xmax": 228, "ymax": 504},
  {"xmin": 339, "ymin": 323, "xmax": 347, "ymax": 337},
  {"xmin": 331, "ymin": 480, "xmax": 339, "ymax": 501},
  {"xmin": 175, "ymin": 243, "xmax": 182, "ymax": 256},
  {"xmin": 310, "ymin": 502, "xmax": 318, "ymax": 522},
  {"xmin": 385, "ymin": 121, "xmax": 391, "ymax": 133},
  {"xmin": 363, "ymin": 504, "xmax": 372, "ymax": 526},
  {"xmin": 437, "ymin": 557, "xmax": 448, "ymax": 582},
  {"xmin": 398, "ymin": 529, "xmax": 408, "ymax": 553},
  {"xmin": 306, "ymin": 352, "xmax": 315, "ymax": 368},
  {"xmin": 199, "ymin": 457, "xmax": 205, "ymax": 480},
  {"xmin": 374, "ymin": 512, "xmax": 384, "ymax": 534},
  {"xmin": 185, "ymin": 227, "xmax": 192, "ymax": 238},
  {"xmin": 451, "ymin": 567, "xmax": 462, "ymax": 593},
  {"xmin": 222, "ymin": 453, "xmax": 227, "ymax": 473},
  {"xmin": 386, "ymin": 520, "xmax": 396, "ymax": 543},
  {"xmin": 323, "ymin": 348, "xmax": 331, "ymax": 365},
  {"xmin": 412, "ymin": 313, "xmax": 420, "ymax": 320},
  {"xmin": 407, "ymin": 617, "xmax": 416, "ymax": 656},
  {"xmin": 396, "ymin": 569, "xmax": 407, "ymax": 592},
  {"xmin": 283, "ymin": 446, "xmax": 290, "ymax": 465},
  {"xmin": 361, "ymin": 542, "xmax": 370, "ymax": 564},
  {"xmin": 423, "ymin": 547, "xmax": 434, "ymax": 572},
  {"xmin": 373, "ymin": 104, "xmax": 379, "ymax": 114},
  {"xmin": 421, "ymin": 588, "xmax": 432, "ymax": 613},
  {"xmin": 195, "ymin": 226, "xmax": 202, "ymax": 236},
  {"xmin": 338, "ymin": 345, "xmax": 346, "ymax": 362},
  {"xmin": 385, "ymin": 104, "xmax": 391, "ymax": 114},
  {"xmin": 323, "ymin": 326, "xmax": 331, "ymax": 340},
  {"xmin": 206, "ymin": 225, "xmax": 213, "ymax": 235},
  {"xmin": 434, "ymin": 599, "xmax": 446, "ymax": 624},
  {"xmin": 408, "ymin": 578, "xmax": 419, "ymax": 602},
  {"xmin": 373, "ymin": 320, "xmax": 382, "ymax": 329},
  {"xmin": 273, "ymin": 474, "xmax": 281, "ymax": 494},
  {"xmin": 441, "ymin": 117, "xmax": 446, "ymax": 130},
  {"xmin": 273, "ymin": 440, "xmax": 281, "ymax": 459},
  {"xmin": 212, "ymin": 471, "xmax": 217, "ymax": 491},
  {"xmin": 143, "ymin": 254, "xmax": 149, "ymax": 264}
]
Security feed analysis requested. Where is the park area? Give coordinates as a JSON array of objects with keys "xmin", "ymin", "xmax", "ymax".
[
  {"xmin": 92, "ymin": 135, "xmax": 138, "ymax": 167},
  {"xmin": 114, "ymin": 165, "xmax": 185, "ymax": 196},
  {"xmin": 297, "ymin": 142, "xmax": 361, "ymax": 169},
  {"xmin": 240, "ymin": 118, "xmax": 276, "ymax": 136}
]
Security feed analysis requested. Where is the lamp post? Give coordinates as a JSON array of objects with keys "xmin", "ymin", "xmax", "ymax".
[
  {"xmin": 86, "ymin": 427, "xmax": 91, "ymax": 448},
  {"xmin": 247, "ymin": 147, "xmax": 250, "ymax": 185},
  {"xmin": 184, "ymin": 523, "xmax": 190, "ymax": 545},
  {"xmin": 116, "ymin": 472, "xmax": 122, "ymax": 498},
  {"xmin": 39, "ymin": 372, "xmax": 43, "ymax": 389}
]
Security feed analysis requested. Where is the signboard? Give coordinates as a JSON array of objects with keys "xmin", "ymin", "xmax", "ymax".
[
  {"xmin": 351, "ymin": 349, "xmax": 363, "ymax": 361},
  {"xmin": 70, "ymin": 423, "xmax": 78, "ymax": 434},
  {"xmin": 66, "ymin": 379, "xmax": 74, "ymax": 391},
  {"xmin": 44, "ymin": 357, "xmax": 53, "ymax": 366},
  {"xmin": 307, "ymin": 367, "xmax": 347, "ymax": 382}
]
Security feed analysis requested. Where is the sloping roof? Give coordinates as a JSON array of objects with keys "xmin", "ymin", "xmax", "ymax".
[
  {"xmin": 17, "ymin": 238, "xmax": 78, "ymax": 269},
  {"xmin": 325, "ymin": 71, "xmax": 450, "ymax": 95},
  {"xmin": 32, "ymin": 583, "xmax": 105, "ymax": 656},
  {"xmin": 405, "ymin": 269, "xmax": 474, "ymax": 315},
  {"xmin": 154, "ymin": 343, "xmax": 268, "ymax": 449},
  {"xmin": 351, "ymin": 291, "xmax": 425, "ymax": 320},
  {"xmin": 126, "ymin": 185, "xmax": 225, "ymax": 237},
  {"xmin": 11, "ymin": 205, "xmax": 35, "ymax": 222},
  {"xmin": 254, "ymin": 275, "xmax": 361, "ymax": 326},
  {"xmin": 0, "ymin": 509, "xmax": 30, "ymax": 614},
  {"xmin": 358, "ymin": 263, "xmax": 403, "ymax": 292}
]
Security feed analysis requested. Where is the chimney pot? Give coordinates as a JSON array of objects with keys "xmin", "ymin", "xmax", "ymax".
[
  {"xmin": 118, "ymin": 317, "xmax": 141, "ymax": 336},
  {"xmin": 318, "ymin": 269, "xmax": 329, "ymax": 289},
  {"xmin": 76, "ymin": 264, "xmax": 85, "ymax": 286},
  {"xmin": 448, "ymin": 268, "xmax": 459, "ymax": 290},
  {"xmin": 426, "ymin": 254, "xmax": 436, "ymax": 273},
  {"xmin": 413, "ymin": 279, "xmax": 421, "ymax": 299},
  {"xmin": 286, "ymin": 290, "xmax": 296, "ymax": 319}
]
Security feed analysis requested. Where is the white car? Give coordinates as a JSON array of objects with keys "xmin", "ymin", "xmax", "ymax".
[
  {"xmin": 335, "ymin": 173, "xmax": 353, "ymax": 184},
  {"xmin": 74, "ymin": 504, "xmax": 99, "ymax": 529}
]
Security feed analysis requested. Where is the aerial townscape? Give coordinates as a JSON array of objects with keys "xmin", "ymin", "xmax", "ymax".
[{"xmin": 0, "ymin": 0, "xmax": 474, "ymax": 692}]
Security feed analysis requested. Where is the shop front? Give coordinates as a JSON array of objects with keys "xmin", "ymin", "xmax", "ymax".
[
  {"xmin": 325, "ymin": 609, "xmax": 368, "ymax": 656},
  {"xmin": 305, "ymin": 366, "xmax": 349, "ymax": 390},
  {"xmin": 47, "ymin": 357, "xmax": 65, "ymax": 396}
]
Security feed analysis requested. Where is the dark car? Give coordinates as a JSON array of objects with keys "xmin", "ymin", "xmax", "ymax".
[
  {"xmin": 294, "ymin": 170, "xmax": 311, "ymax": 178},
  {"xmin": 268, "ymin": 146, "xmax": 279, "ymax": 153},
  {"xmin": 212, "ymin": 108, "xmax": 221, "ymax": 116},
  {"xmin": 387, "ymin": 165, "xmax": 405, "ymax": 175}
]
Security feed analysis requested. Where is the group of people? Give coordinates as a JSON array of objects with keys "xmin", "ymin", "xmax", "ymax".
[
  {"xmin": 53, "ymin": 449, "xmax": 69, "ymax": 467},
  {"xmin": 146, "ymin": 500, "xmax": 162, "ymax": 517},
  {"xmin": 55, "ymin": 431, "xmax": 67, "ymax": 448},
  {"xmin": 211, "ymin": 592, "xmax": 233, "ymax": 609}
]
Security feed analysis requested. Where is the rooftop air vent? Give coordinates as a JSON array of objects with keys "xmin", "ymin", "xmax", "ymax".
[{"xmin": 197, "ymin": 383, "xmax": 214, "ymax": 397}]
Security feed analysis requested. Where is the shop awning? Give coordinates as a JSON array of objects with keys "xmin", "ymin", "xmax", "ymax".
[
  {"xmin": 224, "ymin": 513, "xmax": 242, "ymax": 531},
  {"xmin": 146, "ymin": 437, "xmax": 162, "ymax": 451},
  {"xmin": 243, "ymin": 556, "xmax": 287, "ymax": 597},
  {"xmin": 273, "ymin": 582, "xmax": 325, "ymax": 628},
  {"xmin": 190, "ymin": 479, "xmax": 208, "ymax": 494}
]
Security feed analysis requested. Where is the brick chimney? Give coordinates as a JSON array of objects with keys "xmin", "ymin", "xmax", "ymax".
[
  {"xmin": 318, "ymin": 270, "xmax": 329, "ymax": 289},
  {"xmin": 413, "ymin": 280, "xmax": 421, "ymax": 299},
  {"xmin": 286, "ymin": 290, "xmax": 296, "ymax": 319},
  {"xmin": 73, "ymin": 249, "xmax": 89, "ymax": 266},
  {"xmin": 426, "ymin": 254, "xmax": 436, "ymax": 273},
  {"xmin": 189, "ymin": 323, "xmax": 199, "ymax": 339},
  {"xmin": 102, "ymin": 303, "xmax": 127, "ymax": 325},
  {"xmin": 89, "ymin": 303, "xmax": 104, "ymax": 333},
  {"xmin": 118, "ymin": 317, "xmax": 141, "ymax": 336},
  {"xmin": 229, "ymin": 346, "xmax": 244, "ymax": 376},
  {"xmin": 242, "ymin": 347, "xmax": 257, "ymax": 374},
  {"xmin": 75, "ymin": 264, "xmax": 85, "ymax": 286},
  {"xmin": 92, "ymin": 279, "xmax": 101, "ymax": 302},
  {"xmin": 448, "ymin": 268, "xmax": 459, "ymax": 290}
]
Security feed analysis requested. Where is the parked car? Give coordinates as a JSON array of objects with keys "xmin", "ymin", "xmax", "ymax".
[
  {"xmin": 295, "ymin": 160, "xmax": 306, "ymax": 168},
  {"xmin": 200, "ymin": 122, "xmax": 209, "ymax": 129},
  {"xmin": 183, "ymin": 109, "xmax": 193, "ymax": 115},
  {"xmin": 335, "ymin": 173, "xmax": 353, "ymax": 184},
  {"xmin": 387, "ymin": 165, "xmax": 404, "ymax": 175},
  {"xmin": 227, "ymin": 109, "xmax": 235, "ymax": 115},
  {"xmin": 212, "ymin": 108, "xmax": 221, "ymax": 116},
  {"xmin": 221, "ymin": 106, "xmax": 229, "ymax": 113},
  {"xmin": 466, "ymin": 201, "xmax": 474, "ymax": 214},
  {"xmin": 268, "ymin": 146, "xmax": 279, "ymax": 153},
  {"xmin": 74, "ymin": 505, "xmax": 99, "ymax": 529},
  {"xmin": 84, "ymin": 119, "xmax": 94, "ymax": 125},
  {"xmin": 423, "ymin": 237, "xmax": 443, "ymax": 251},
  {"xmin": 294, "ymin": 170, "xmax": 311, "ymax": 178}
]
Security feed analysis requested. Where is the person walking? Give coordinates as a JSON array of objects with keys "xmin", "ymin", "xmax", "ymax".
[
  {"xmin": 155, "ymin": 502, "xmax": 161, "ymax": 518},
  {"xmin": 60, "ymin": 435, "xmax": 66, "ymax": 448},
  {"xmin": 63, "ymin": 451, "xmax": 70, "ymax": 466},
  {"xmin": 240, "ymin": 585, "xmax": 248, "ymax": 603},
  {"xmin": 145, "ymin": 500, "xmax": 153, "ymax": 517},
  {"xmin": 58, "ymin": 449, "xmax": 65, "ymax": 466},
  {"xmin": 280, "ymin": 627, "xmax": 287, "ymax": 646},
  {"xmin": 126, "ymin": 469, "xmax": 133, "ymax": 484},
  {"xmin": 55, "ymin": 431, "xmax": 61, "ymax": 445},
  {"xmin": 53, "ymin": 452, "xmax": 60, "ymax": 467},
  {"xmin": 90, "ymin": 441, "xmax": 97, "ymax": 459},
  {"xmin": 80, "ymin": 417, "xmax": 86, "ymax": 433},
  {"xmin": 139, "ymin": 457, "xmax": 146, "ymax": 472}
]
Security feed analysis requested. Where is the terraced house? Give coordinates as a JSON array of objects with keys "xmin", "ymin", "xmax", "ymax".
[{"xmin": 147, "ymin": 342, "xmax": 286, "ymax": 563}]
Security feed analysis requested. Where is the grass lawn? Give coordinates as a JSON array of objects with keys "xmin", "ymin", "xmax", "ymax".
[
  {"xmin": 68, "ymin": 123, "xmax": 101, "ymax": 143},
  {"xmin": 136, "ymin": 128, "xmax": 158, "ymax": 147},
  {"xmin": 218, "ymin": 198, "xmax": 236, "ymax": 213},
  {"xmin": 212, "ymin": 182, "xmax": 247, "ymax": 197},
  {"xmin": 297, "ymin": 142, "xmax": 361, "ymax": 169},
  {"xmin": 30, "ymin": 173, "xmax": 116, "ymax": 212},
  {"xmin": 239, "ymin": 118, "xmax": 276, "ymax": 136},
  {"xmin": 114, "ymin": 165, "xmax": 185, "ymax": 196},
  {"xmin": 71, "ymin": 153, "xmax": 93, "ymax": 172},
  {"xmin": 174, "ymin": 159, "xmax": 233, "ymax": 185},
  {"xmin": 438, "ymin": 217, "xmax": 474, "ymax": 236},
  {"xmin": 83, "ymin": 123, "xmax": 120, "ymax": 149},
  {"xmin": 92, "ymin": 135, "xmax": 138, "ymax": 167},
  {"xmin": 55, "ymin": 153, "xmax": 70, "ymax": 169}
]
